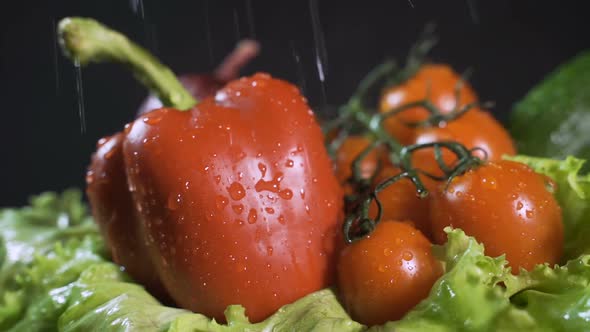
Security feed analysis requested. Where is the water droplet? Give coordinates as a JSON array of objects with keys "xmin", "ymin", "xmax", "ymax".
[
  {"xmin": 248, "ymin": 209, "xmax": 258, "ymax": 224},
  {"xmin": 482, "ymin": 176, "xmax": 497, "ymax": 190},
  {"xmin": 124, "ymin": 123, "xmax": 132, "ymax": 134},
  {"xmin": 526, "ymin": 210, "xmax": 534, "ymax": 218},
  {"xmin": 279, "ymin": 189, "xmax": 293, "ymax": 200},
  {"xmin": 228, "ymin": 182, "xmax": 246, "ymax": 200},
  {"xmin": 285, "ymin": 159, "xmax": 294, "ymax": 167},
  {"xmin": 216, "ymin": 195, "xmax": 228, "ymax": 210},
  {"xmin": 258, "ymin": 163, "xmax": 267, "ymax": 177},
  {"xmin": 516, "ymin": 201, "xmax": 524, "ymax": 210},
  {"xmin": 232, "ymin": 204, "xmax": 244, "ymax": 214},
  {"xmin": 104, "ymin": 149, "xmax": 115, "ymax": 160},
  {"xmin": 378, "ymin": 264, "xmax": 388, "ymax": 272},
  {"xmin": 402, "ymin": 251, "xmax": 414, "ymax": 261},
  {"xmin": 265, "ymin": 207, "xmax": 275, "ymax": 214},
  {"xmin": 278, "ymin": 215, "xmax": 286, "ymax": 225},
  {"xmin": 383, "ymin": 248, "xmax": 392, "ymax": 256},
  {"xmin": 312, "ymin": 177, "xmax": 318, "ymax": 183},
  {"xmin": 85, "ymin": 171, "xmax": 95, "ymax": 184},
  {"xmin": 168, "ymin": 193, "xmax": 183, "ymax": 210},
  {"xmin": 143, "ymin": 114, "xmax": 163, "ymax": 125},
  {"xmin": 267, "ymin": 246, "xmax": 274, "ymax": 256},
  {"xmin": 300, "ymin": 188, "xmax": 306, "ymax": 199},
  {"xmin": 214, "ymin": 175, "xmax": 221, "ymax": 184}
]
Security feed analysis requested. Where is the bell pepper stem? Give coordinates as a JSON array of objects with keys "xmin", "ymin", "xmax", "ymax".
[{"xmin": 58, "ymin": 17, "xmax": 197, "ymax": 110}]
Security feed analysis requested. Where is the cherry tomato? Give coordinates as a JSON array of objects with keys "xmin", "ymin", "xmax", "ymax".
[
  {"xmin": 410, "ymin": 109, "xmax": 516, "ymax": 181},
  {"xmin": 334, "ymin": 136, "xmax": 381, "ymax": 194},
  {"xmin": 369, "ymin": 166, "xmax": 432, "ymax": 238},
  {"xmin": 430, "ymin": 160, "xmax": 563, "ymax": 272},
  {"xmin": 337, "ymin": 221, "xmax": 442, "ymax": 325},
  {"xmin": 379, "ymin": 64, "xmax": 478, "ymax": 145},
  {"xmin": 334, "ymin": 135, "xmax": 380, "ymax": 185}
]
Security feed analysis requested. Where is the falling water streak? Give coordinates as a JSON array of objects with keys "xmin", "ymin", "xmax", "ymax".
[
  {"xmin": 408, "ymin": 0, "xmax": 415, "ymax": 8},
  {"xmin": 203, "ymin": 0, "xmax": 214, "ymax": 65},
  {"xmin": 51, "ymin": 19, "xmax": 60, "ymax": 95},
  {"xmin": 233, "ymin": 8, "xmax": 241, "ymax": 42},
  {"xmin": 245, "ymin": 0, "xmax": 256, "ymax": 38},
  {"xmin": 290, "ymin": 41, "xmax": 307, "ymax": 97},
  {"xmin": 73, "ymin": 61, "xmax": 87, "ymax": 134},
  {"xmin": 308, "ymin": 0, "xmax": 328, "ymax": 106},
  {"xmin": 129, "ymin": 0, "xmax": 146, "ymax": 18},
  {"xmin": 466, "ymin": 0, "xmax": 480, "ymax": 24},
  {"xmin": 147, "ymin": 24, "xmax": 159, "ymax": 55}
]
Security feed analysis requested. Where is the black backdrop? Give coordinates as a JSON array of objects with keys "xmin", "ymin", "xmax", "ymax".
[{"xmin": 0, "ymin": 0, "xmax": 588, "ymax": 206}]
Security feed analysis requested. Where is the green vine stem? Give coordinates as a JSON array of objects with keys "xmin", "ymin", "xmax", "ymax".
[{"xmin": 58, "ymin": 17, "xmax": 197, "ymax": 110}]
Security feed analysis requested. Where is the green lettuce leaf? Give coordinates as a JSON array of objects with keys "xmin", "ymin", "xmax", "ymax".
[
  {"xmin": 505, "ymin": 155, "xmax": 590, "ymax": 260},
  {"xmin": 510, "ymin": 51, "xmax": 590, "ymax": 170},
  {"xmin": 0, "ymin": 190, "xmax": 104, "ymax": 330}
]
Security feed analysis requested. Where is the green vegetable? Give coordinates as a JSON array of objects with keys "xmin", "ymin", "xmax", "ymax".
[
  {"xmin": 510, "ymin": 51, "xmax": 590, "ymax": 170},
  {"xmin": 505, "ymin": 155, "xmax": 590, "ymax": 260},
  {"xmin": 0, "ymin": 190, "xmax": 104, "ymax": 330},
  {"xmin": 3, "ymin": 174, "xmax": 590, "ymax": 331}
]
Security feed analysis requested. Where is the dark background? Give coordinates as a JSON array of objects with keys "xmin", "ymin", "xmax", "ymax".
[{"xmin": 0, "ymin": 0, "xmax": 588, "ymax": 206}]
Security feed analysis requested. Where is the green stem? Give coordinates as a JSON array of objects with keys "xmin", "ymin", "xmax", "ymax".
[{"xmin": 58, "ymin": 17, "xmax": 197, "ymax": 110}]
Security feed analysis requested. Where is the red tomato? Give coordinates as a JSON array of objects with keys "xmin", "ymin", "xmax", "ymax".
[
  {"xmin": 337, "ymin": 221, "xmax": 442, "ymax": 325},
  {"xmin": 379, "ymin": 64, "xmax": 478, "ymax": 144},
  {"xmin": 334, "ymin": 136, "xmax": 380, "ymax": 186},
  {"xmin": 369, "ymin": 166, "xmax": 432, "ymax": 238},
  {"xmin": 121, "ymin": 73, "xmax": 343, "ymax": 322},
  {"xmin": 430, "ymin": 160, "xmax": 563, "ymax": 272},
  {"xmin": 410, "ymin": 109, "xmax": 516, "ymax": 180}
]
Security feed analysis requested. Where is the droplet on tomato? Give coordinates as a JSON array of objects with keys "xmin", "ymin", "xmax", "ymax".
[
  {"xmin": 402, "ymin": 251, "xmax": 414, "ymax": 261},
  {"xmin": 383, "ymin": 248, "xmax": 392, "ymax": 256},
  {"xmin": 278, "ymin": 215, "xmax": 286, "ymax": 225},
  {"xmin": 142, "ymin": 114, "xmax": 163, "ymax": 125},
  {"xmin": 265, "ymin": 207, "xmax": 275, "ymax": 214}
]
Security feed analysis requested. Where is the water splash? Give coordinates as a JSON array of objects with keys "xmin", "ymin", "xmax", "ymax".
[
  {"xmin": 466, "ymin": 0, "xmax": 479, "ymax": 24},
  {"xmin": 245, "ymin": 0, "xmax": 256, "ymax": 38},
  {"xmin": 233, "ymin": 7, "xmax": 241, "ymax": 42},
  {"xmin": 203, "ymin": 0, "xmax": 214, "ymax": 65},
  {"xmin": 290, "ymin": 40, "xmax": 307, "ymax": 96},
  {"xmin": 51, "ymin": 19, "xmax": 60, "ymax": 95},
  {"xmin": 407, "ymin": 0, "xmax": 415, "ymax": 8},
  {"xmin": 73, "ymin": 61, "xmax": 87, "ymax": 133},
  {"xmin": 308, "ymin": 0, "xmax": 328, "ymax": 106}
]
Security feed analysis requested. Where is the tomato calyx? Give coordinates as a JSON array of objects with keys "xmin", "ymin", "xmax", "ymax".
[
  {"xmin": 342, "ymin": 140, "xmax": 485, "ymax": 244},
  {"xmin": 380, "ymin": 86, "xmax": 493, "ymax": 128}
]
